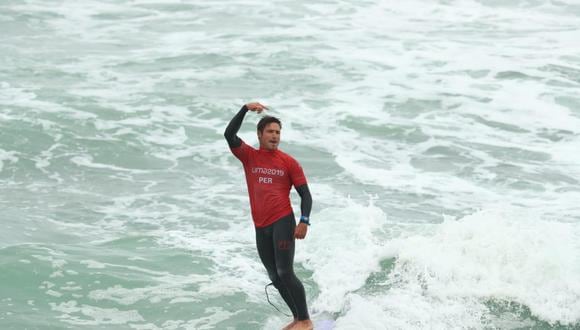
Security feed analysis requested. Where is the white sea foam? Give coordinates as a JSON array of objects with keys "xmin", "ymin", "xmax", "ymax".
[
  {"xmin": 335, "ymin": 208, "xmax": 580, "ymax": 328},
  {"xmin": 156, "ymin": 220, "xmax": 268, "ymax": 304},
  {"xmin": 88, "ymin": 277, "xmax": 203, "ymax": 306},
  {"xmin": 50, "ymin": 300, "xmax": 144, "ymax": 326},
  {"xmin": 0, "ymin": 82, "xmax": 97, "ymax": 120},
  {"xmin": 182, "ymin": 307, "xmax": 241, "ymax": 330},
  {"xmin": 297, "ymin": 199, "xmax": 387, "ymax": 313},
  {"xmin": 142, "ymin": 127, "xmax": 187, "ymax": 146},
  {"xmin": 0, "ymin": 149, "xmax": 19, "ymax": 172},
  {"xmin": 80, "ymin": 260, "xmax": 106, "ymax": 269},
  {"xmin": 70, "ymin": 155, "xmax": 149, "ymax": 173}
]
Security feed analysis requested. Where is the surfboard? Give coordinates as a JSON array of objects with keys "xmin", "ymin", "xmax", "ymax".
[{"xmin": 314, "ymin": 319, "xmax": 336, "ymax": 329}]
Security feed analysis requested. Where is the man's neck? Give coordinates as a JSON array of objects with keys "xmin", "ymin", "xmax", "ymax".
[{"xmin": 259, "ymin": 146, "xmax": 277, "ymax": 152}]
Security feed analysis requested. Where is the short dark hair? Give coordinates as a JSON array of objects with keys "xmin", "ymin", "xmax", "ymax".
[{"xmin": 257, "ymin": 116, "xmax": 282, "ymax": 133}]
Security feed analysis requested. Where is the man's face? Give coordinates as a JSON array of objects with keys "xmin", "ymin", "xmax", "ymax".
[{"xmin": 258, "ymin": 123, "xmax": 281, "ymax": 151}]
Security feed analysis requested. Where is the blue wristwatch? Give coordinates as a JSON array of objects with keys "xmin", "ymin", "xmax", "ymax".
[{"xmin": 299, "ymin": 216, "xmax": 310, "ymax": 226}]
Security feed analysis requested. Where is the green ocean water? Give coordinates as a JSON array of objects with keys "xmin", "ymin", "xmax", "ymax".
[{"xmin": 2, "ymin": 0, "xmax": 580, "ymax": 329}]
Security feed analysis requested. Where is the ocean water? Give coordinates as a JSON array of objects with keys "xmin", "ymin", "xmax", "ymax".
[{"xmin": 1, "ymin": 0, "xmax": 580, "ymax": 329}]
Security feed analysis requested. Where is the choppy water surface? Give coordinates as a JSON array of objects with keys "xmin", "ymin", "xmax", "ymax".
[{"xmin": 1, "ymin": 0, "xmax": 580, "ymax": 329}]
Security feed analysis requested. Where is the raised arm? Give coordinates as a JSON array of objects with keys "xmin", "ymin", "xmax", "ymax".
[
  {"xmin": 224, "ymin": 102, "xmax": 269, "ymax": 148},
  {"xmin": 224, "ymin": 105, "xmax": 248, "ymax": 148}
]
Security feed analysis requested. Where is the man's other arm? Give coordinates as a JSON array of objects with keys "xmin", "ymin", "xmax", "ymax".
[{"xmin": 296, "ymin": 184, "xmax": 312, "ymax": 219}]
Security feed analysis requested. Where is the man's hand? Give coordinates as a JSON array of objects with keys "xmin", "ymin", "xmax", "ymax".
[
  {"xmin": 294, "ymin": 222, "xmax": 308, "ymax": 239},
  {"xmin": 246, "ymin": 102, "xmax": 269, "ymax": 114}
]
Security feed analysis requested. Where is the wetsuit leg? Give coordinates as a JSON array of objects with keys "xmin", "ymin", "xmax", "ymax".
[
  {"xmin": 256, "ymin": 222, "xmax": 298, "ymax": 318},
  {"xmin": 271, "ymin": 214, "xmax": 310, "ymax": 321}
]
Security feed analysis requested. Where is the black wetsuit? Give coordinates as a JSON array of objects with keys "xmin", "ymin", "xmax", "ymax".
[{"xmin": 225, "ymin": 106, "xmax": 312, "ymax": 321}]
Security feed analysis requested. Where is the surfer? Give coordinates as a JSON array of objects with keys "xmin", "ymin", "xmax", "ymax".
[{"xmin": 225, "ymin": 102, "xmax": 313, "ymax": 330}]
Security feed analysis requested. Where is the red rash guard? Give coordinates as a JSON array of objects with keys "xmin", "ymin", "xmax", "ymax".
[{"xmin": 230, "ymin": 141, "xmax": 307, "ymax": 228}]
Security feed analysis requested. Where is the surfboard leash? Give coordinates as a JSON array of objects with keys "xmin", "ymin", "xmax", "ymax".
[{"xmin": 265, "ymin": 283, "xmax": 292, "ymax": 317}]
